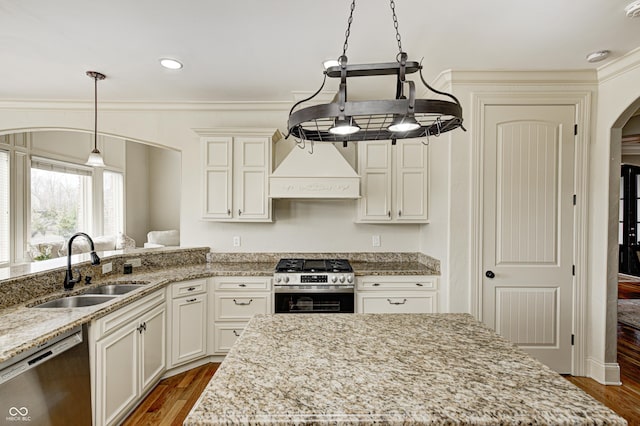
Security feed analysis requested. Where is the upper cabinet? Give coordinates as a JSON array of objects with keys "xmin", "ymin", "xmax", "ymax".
[
  {"xmin": 357, "ymin": 140, "xmax": 429, "ymax": 223},
  {"xmin": 200, "ymin": 129, "xmax": 274, "ymax": 222}
]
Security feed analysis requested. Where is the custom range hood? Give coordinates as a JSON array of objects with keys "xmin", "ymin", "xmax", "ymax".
[{"xmin": 270, "ymin": 140, "xmax": 360, "ymax": 199}]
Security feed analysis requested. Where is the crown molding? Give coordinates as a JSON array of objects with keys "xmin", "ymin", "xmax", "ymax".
[
  {"xmin": 597, "ymin": 45, "xmax": 640, "ymax": 84},
  {"xmin": 432, "ymin": 69, "xmax": 597, "ymax": 87}
]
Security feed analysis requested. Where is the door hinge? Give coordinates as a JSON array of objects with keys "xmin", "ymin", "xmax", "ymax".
[
  {"xmin": 571, "ymin": 334, "xmax": 575, "ymax": 346},
  {"xmin": 574, "ymin": 124, "xmax": 578, "ymax": 136},
  {"xmin": 572, "ymin": 265, "xmax": 575, "ymax": 276},
  {"xmin": 573, "ymin": 194, "xmax": 576, "ymax": 205}
]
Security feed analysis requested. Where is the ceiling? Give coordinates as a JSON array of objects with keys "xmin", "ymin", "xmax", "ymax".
[{"xmin": 1, "ymin": 0, "xmax": 640, "ymax": 103}]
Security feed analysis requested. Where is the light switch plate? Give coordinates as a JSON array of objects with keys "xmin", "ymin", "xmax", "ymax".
[
  {"xmin": 233, "ymin": 236, "xmax": 241, "ymax": 247},
  {"xmin": 372, "ymin": 235, "xmax": 381, "ymax": 247},
  {"xmin": 127, "ymin": 258, "xmax": 142, "ymax": 267},
  {"xmin": 102, "ymin": 262, "xmax": 112, "ymax": 274}
]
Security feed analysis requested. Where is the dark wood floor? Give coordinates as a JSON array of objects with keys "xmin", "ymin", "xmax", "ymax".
[
  {"xmin": 123, "ymin": 363, "xmax": 218, "ymax": 426},
  {"xmin": 125, "ymin": 281, "xmax": 640, "ymax": 425}
]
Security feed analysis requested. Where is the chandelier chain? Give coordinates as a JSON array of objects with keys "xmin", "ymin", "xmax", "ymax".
[
  {"xmin": 342, "ymin": 0, "xmax": 356, "ymax": 57},
  {"xmin": 390, "ymin": 0, "xmax": 403, "ymax": 54}
]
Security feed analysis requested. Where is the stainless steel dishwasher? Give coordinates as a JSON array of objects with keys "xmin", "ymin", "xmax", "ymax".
[{"xmin": 0, "ymin": 324, "xmax": 91, "ymax": 425}]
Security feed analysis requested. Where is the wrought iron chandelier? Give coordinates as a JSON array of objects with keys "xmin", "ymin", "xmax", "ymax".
[{"xmin": 286, "ymin": 0, "xmax": 465, "ymax": 145}]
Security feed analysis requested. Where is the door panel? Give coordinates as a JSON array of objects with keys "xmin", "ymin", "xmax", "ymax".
[{"xmin": 482, "ymin": 105, "xmax": 575, "ymax": 373}]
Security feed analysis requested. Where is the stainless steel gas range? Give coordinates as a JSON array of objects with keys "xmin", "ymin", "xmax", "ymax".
[{"xmin": 273, "ymin": 258, "xmax": 355, "ymax": 313}]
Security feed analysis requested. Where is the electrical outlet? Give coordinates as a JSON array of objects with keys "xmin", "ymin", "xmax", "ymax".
[
  {"xmin": 233, "ymin": 236, "xmax": 241, "ymax": 247},
  {"xmin": 127, "ymin": 258, "xmax": 142, "ymax": 267},
  {"xmin": 372, "ymin": 235, "xmax": 381, "ymax": 247},
  {"xmin": 102, "ymin": 262, "xmax": 113, "ymax": 274}
]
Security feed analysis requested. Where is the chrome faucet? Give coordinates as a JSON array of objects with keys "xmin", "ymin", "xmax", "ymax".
[{"xmin": 64, "ymin": 232, "xmax": 101, "ymax": 291}]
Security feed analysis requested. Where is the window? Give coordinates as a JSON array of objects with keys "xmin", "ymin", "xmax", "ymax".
[
  {"xmin": 103, "ymin": 170, "xmax": 124, "ymax": 236},
  {"xmin": 30, "ymin": 158, "xmax": 92, "ymax": 247},
  {"xmin": 0, "ymin": 150, "xmax": 9, "ymax": 264}
]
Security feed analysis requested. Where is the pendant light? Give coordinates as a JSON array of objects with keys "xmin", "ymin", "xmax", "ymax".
[
  {"xmin": 85, "ymin": 71, "xmax": 106, "ymax": 167},
  {"xmin": 286, "ymin": 0, "xmax": 465, "ymax": 145}
]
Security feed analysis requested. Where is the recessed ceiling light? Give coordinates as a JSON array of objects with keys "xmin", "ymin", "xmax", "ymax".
[
  {"xmin": 159, "ymin": 58, "xmax": 183, "ymax": 70},
  {"xmin": 586, "ymin": 50, "xmax": 610, "ymax": 63},
  {"xmin": 625, "ymin": 0, "xmax": 640, "ymax": 17}
]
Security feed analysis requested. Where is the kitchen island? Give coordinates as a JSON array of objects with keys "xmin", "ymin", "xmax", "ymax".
[{"xmin": 185, "ymin": 313, "xmax": 626, "ymax": 425}]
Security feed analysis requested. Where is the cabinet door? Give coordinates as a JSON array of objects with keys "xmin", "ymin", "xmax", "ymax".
[
  {"xmin": 396, "ymin": 140, "xmax": 428, "ymax": 221},
  {"xmin": 202, "ymin": 137, "xmax": 233, "ymax": 219},
  {"xmin": 171, "ymin": 294, "xmax": 207, "ymax": 367},
  {"xmin": 357, "ymin": 141, "xmax": 392, "ymax": 222},
  {"xmin": 235, "ymin": 136, "xmax": 271, "ymax": 220},
  {"xmin": 357, "ymin": 292, "xmax": 436, "ymax": 314},
  {"xmin": 95, "ymin": 323, "xmax": 138, "ymax": 426},
  {"xmin": 139, "ymin": 304, "xmax": 166, "ymax": 394}
]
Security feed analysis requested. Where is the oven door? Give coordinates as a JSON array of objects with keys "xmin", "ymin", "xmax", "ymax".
[{"xmin": 274, "ymin": 288, "xmax": 354, "ymax": 313}]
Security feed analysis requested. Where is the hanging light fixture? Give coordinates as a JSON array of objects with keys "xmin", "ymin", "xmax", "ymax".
[
  {"xmin": 85, "ymin": 71, "xmax": 106, "ymax": 167},
  {"xmin": 286, "ymin": 0, "xmax": 465, "ymax": 145}
]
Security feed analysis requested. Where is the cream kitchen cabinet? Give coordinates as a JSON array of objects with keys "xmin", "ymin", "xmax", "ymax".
[
  {"xmin": 209, "ymin": 276, "xmax": 271, "ymax": 354},
  {"xmin": 356, "ymin": 275, "xmax": 438, "ymax": 313},
  {"xmin": 168, "ymin": 279, "xmax": 208, "ymax": 368},
  {"xmin": 90, "ymin": 289, "xmax": 166, "ymax": 426},
  {"xmin": 200, "ymin": 130, "xmax": 274, "ymax": 222},
  {"xmin": 357, "ymin": 140, "xmax": 428, "ymax": 223}
]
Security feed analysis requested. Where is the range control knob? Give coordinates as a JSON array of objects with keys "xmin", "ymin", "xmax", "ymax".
[
  {"xmin": 346, "ymin": 275, "xmax": 353, "ymax": 284},
  {"xmin": 331, "ymin": 275, "xmax": 338, "ymax": 283},
  {"xmin": 283, "ymin": 275, "xmax": 290, "ymax": 283},
  {"xmin": 275, "ymin": 276, "xmax": 282, "ymax": 283},
  {"xmin": 339, "ymin": 275, "xmax": 345, "ymax": 283}
]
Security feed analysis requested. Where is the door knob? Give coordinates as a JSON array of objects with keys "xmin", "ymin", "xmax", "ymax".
[{"xmin": 485, "ymin": 270, "xmax": 495, "ymax": 279}]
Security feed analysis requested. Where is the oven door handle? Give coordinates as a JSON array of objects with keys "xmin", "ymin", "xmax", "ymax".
[{"xmin": 233, "ymin": 298, "xmax": 253, "ymax": 306}]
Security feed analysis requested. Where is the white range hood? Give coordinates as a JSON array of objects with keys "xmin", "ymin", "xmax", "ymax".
[{"xmin": 270, "ymin": 142, "xmax": 360, "ymax": 199}]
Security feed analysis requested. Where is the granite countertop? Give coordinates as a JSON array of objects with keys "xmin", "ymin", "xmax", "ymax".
[
  {"xmin": 185, "ymin": 313, "xmax": 626, "ymax": 426},
  {"xmin": 0, "ymin": 257, "xmax": 436, "ymax": 365}
]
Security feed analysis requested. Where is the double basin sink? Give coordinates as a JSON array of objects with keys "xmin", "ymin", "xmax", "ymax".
[{"xmin": 32, "ymin": 284, "xmax": 148, "ymax": 308}]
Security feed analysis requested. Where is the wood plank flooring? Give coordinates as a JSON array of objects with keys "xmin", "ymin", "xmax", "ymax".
[{"xmin": 123, "ymin": 363, "xmax": 218, "ymax": 426}]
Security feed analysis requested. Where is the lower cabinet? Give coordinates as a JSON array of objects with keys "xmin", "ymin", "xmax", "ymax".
[
  {"xmin": 209, "ymin": 276, "xmax": 272, "ymax": 355},
  {"xmin": 356, "ymin": 275, "xmax": 439, "ymax": 314},
  {"xmin": 168, "ymin": 279, "xmax": 208, "ymax": 368},
  {"xmin": 90, "ymin": 290, "xmax": 166, "ymax": 426}
]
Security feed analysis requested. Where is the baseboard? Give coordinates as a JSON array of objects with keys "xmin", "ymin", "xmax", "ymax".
[
  {"xmin": 162, "ymin": 355, "xmax": 225, "ymax": 379},
  {"xmin": 587, "ymin": 357, "xmax": 622, "ymax": 385}
]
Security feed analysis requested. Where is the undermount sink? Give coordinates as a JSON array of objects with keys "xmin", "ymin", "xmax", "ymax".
[
  {"xmin": 32, "ymin": 294, "xmax": 117, "ymax": 308},
  {"xmin": 82, "ymin": 284, "xmax": 147, "ymax": 295}
]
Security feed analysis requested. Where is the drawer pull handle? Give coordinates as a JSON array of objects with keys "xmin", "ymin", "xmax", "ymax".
[
  {"xmin": 387, "ymin": 298, "xmax": 407, "ymax": 305},
  {"xmin": 187, "ymin": 287, "xmax": 196, "ymax": 291},
  {"xmin": 372, "ymin": 283, "xmax": 381, "ymax": 287},
  {"xmin": 238, "ymin": 284, "xmax": 247, "ymax": 287},
  {"xmin": 416, "ymin": 283, "xmax": 423, "ymax": 287},
  {"xmin": 233, "ymin": 330, "xmax": 240, "ymax": 337},
  {"xmin": 233, "ymin": 299, "xmax": 253, "ymax": 306},
  {"xmin": 186, "ymin": 298, "xmax": 197, "ymax": 303}
]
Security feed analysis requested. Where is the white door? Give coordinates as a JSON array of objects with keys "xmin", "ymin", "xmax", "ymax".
[
  {"xmin": 203, "ymin": 137, "xmax": 233, "ymax": 219},
  {"xmin": 358, "ymin": 141, "xmax": 392, "ymax": 221},
  {"xmin": 235, "ymin": 137, "xmax": 269, "ymax": 220},
  {"xmin": 482, "ymin": 105, "xmax": 575, "ymax": 373}
]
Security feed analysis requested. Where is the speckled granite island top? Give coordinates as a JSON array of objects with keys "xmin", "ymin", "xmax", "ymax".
[{"xmin": 185, "ymin": 314, "xmax": 626, "ymax": 426}]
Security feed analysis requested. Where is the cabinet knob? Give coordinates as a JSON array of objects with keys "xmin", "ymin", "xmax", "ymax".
[
  {"xmin": 238, "ymin": 209, "xmax": 242, "ymax": 216},
  {"xmin": 387, "ymin": 298, "xmax": 407, "ymax": 305},
  {"xmin": 233, "ymin": 298, "xmax": 253, "ymax": 306},
  {"xmin": 227, "ymin": 209, "xmax": 231, "ymax": 216},
  {"xmin": 388, "ymin": 211, "xmax": 391, "ymax": 218},
  {"xmin": 485, "ymin": 270, "xmax": 495, "ymax": 279},
  {"xmin": 372, "ymin": 283, "xmax": 381, "ymax": 287},
  {"xmin": 398, "ymin": 210, "xmax": 402, "ymax": 217},
  {"xmin": 238, "ymin": 283, "xmax": 247, "ymax": 287}
]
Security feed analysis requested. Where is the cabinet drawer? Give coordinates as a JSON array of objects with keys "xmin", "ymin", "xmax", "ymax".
[
  {"xmin": 213, "ymin": 323, "xmax": 247, "ymax": 354},
  {"xmin": 214, "ymin": 293, "xmax": 271, "ymax": 321},
  {"xmin": 94, "ymin": 289, "xmax": 165, "ymax": 337},
  {"xmin": 358, "ymin": 275, "xmax": 437, "ymax": 291},
  {"xmin": 213, "ymin": 277, "xmax": 271, "ymax": 291},
  {"xmin": 171, "ymin": 278, "xmax": 207, "ymax": 298},
  {"xmin": 357, "ymin": 293, "xmax": 436, "ymax": 314}
]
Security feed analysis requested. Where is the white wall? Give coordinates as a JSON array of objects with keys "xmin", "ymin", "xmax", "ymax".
[
  {"xmin": 148, "ymin": 146, "xmax": 180, "ymax": 233},
  {"xmin": 0, "ymin": 103, "xmax": 422, "ymax": 253},
  {"xmin": 125, "ymin": 141, "xmax": 150, "ymax": 246}
]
